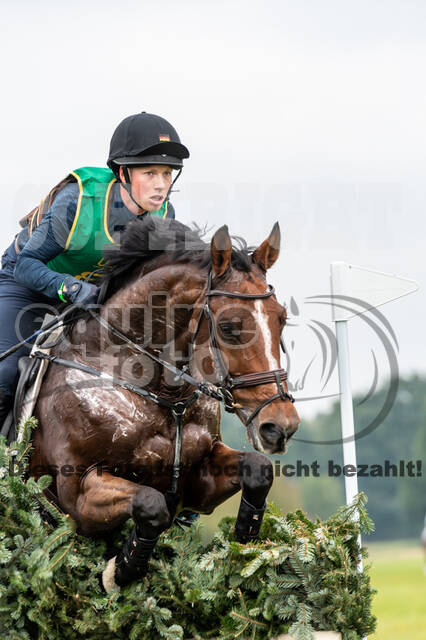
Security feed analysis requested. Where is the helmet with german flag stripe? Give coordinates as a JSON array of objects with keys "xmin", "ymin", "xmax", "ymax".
[{"xmin": 107, "ymin": 111, "xmax": 189, "ymax": 177}]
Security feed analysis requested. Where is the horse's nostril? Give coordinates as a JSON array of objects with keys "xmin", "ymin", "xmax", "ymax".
[{"xmin": 259, "ymin": 422, "xmax": 284, "ymax": 446}]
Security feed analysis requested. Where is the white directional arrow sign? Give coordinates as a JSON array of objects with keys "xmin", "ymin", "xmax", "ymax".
[
  {"xmin": 330, "ymin": 262, "xmax": 419, "ymax": 321},
  {"xmin": 329, "ymin": 261, "xmax": 419, "ymax": 584}
]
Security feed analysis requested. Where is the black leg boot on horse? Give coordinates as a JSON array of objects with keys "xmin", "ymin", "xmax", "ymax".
[
  {"xmin": 103, "ymin": 486, "xmax": 172, "ymax": 591},
  {"xmin": 235, "ymin": 452, "xmax": 273, "ymax": 544},
  {"xmin": 114, "ymin": 528, "xmax": 160, "ymax": 588}
]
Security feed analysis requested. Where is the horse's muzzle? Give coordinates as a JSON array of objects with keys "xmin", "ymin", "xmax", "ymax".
[{"xmin": 259, "ymin": 419, "xmax": 299, "ymax": 454}]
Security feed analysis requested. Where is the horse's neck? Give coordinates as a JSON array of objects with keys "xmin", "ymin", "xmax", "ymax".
[{"xmin": 102, "ymin": 264, "xmax": 206, "ymax": 359}]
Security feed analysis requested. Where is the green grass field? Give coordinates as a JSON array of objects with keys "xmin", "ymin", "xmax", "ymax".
[{"xmin": 367, "ymin": 540, "xmax": 426, "ymax": 639}]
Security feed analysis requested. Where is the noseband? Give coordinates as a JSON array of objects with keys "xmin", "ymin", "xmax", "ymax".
[{"xmin": 194, "ymin": 271, "xmax": 294, "ymax": 426}]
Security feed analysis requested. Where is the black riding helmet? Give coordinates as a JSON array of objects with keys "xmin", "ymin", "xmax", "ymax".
[
  {"xmin": 107, "ymin": 111, "xmax": 189, "ymax": 175},
  {"xmin": 107, "ymin": 112, "xmax": 189, "ymax": 209}
]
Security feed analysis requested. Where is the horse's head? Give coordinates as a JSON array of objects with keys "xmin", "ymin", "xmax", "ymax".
[
  {"xmin": 192, "ymin": 223, "xmax": 300, "ymax": 454},
  {"xmin": 100, "ymin": 217, "xmax": 299, "ymax": 454}
]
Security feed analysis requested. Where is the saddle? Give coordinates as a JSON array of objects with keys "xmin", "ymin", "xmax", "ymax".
[{"xmin": 0, "ymin": 315, "xmax": 64, "ymax": 443}]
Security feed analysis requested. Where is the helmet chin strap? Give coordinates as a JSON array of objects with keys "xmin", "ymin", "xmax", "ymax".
[
  {"xmin": 121, "ymin": 166, "xmax": 146, "ymax": 212},
  {"xmin": 167, "ymin": 168, "xmax": 182, "ymax": 199},
  {"xmin": 121, "ymin": 166, "xmax": 183, "ymax": 213}
]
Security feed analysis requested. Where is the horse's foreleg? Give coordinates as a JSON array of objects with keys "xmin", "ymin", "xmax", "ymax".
[
  {"xmin": 71, "ymin": 470, "xmax": 141, "ymax": 533},
  {"xmin": 112, "ymin": 483, "xmax": 171, "ymax": 590},
  {"xmin": 62, "ymin": 470, "xmax": 171, "ymax": 591},
  {"xmin": 183, "ymin": 441, "xmax": 273, "ymax": 543},
  {"xmin": 235, "ymin": 450, "xmax": 273, "ymax": 543}
]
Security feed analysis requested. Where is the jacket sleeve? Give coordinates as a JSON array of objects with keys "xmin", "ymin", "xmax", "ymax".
[{"xmin": 14, "ymin": 184, "xmax": 79, "ymax": 300}]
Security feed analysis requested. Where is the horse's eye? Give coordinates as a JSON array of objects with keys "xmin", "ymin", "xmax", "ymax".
[{"xmin": 218, "ymin": 322, "xmax": 241, "ymax": 342}]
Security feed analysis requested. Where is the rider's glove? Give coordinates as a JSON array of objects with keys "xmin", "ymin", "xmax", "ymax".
[{"xmin": 58, "ymin": 276, "xmax": 99, "ymax": 306}]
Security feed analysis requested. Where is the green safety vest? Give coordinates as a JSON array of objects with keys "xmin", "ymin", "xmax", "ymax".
[{"xmin": 47, "ymin": 166, "xmax": 169, "ymax": 282}]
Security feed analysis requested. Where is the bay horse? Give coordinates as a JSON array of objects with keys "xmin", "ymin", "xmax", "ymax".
[{"xmin": 28, "ymin": 218, "xmax": 300, "ymax": 590}]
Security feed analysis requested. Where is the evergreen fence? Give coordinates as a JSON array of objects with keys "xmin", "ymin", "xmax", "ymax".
[{"xmin": 0, "ymin": 419, "xmax": 376, "ymax": 639}]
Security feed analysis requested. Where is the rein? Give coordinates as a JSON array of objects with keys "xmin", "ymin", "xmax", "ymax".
[{"xmin": 32, "ymin": 270, "xmax": 294, "ymax": 494}]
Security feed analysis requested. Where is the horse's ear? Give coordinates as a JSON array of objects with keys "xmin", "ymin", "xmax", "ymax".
[
  {"xmin": 252, "ymin": 222, "xmax": 281, "ymax": 271},
  {"xmin": 211, "ymin": 225, "xmax": 232, "ymax": 277}
]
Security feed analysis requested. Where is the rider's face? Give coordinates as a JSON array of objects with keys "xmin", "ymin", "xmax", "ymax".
[{"xmin": 119, "ymin": 165, "xmax": 173, "ymax": 212}]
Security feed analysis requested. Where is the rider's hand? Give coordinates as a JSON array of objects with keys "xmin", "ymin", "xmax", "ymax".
[{"xmin": 59, "ymin": 276, "xmax": 99, "ymax": 306}]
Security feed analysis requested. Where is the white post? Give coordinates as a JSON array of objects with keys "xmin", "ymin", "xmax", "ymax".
[
  {"xmin": 329, "ymin": 261, "xmax": 418, "ymax": 640},
  {"xmin": 334, "ymin": 318, "xmax": 363, "ymax": 571},
  {"xmin": 335, "ymin": 320, "xmax": 359, "ymax": 506}
]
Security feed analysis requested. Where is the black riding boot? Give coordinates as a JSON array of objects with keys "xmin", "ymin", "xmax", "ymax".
[
  {"xmin": 114, "ymin": 527, "xmax": 159, "ymax": 587},
  {"xmin": 235, "ymin": 496, "xmax": 266, "ymax": 544},
  {"xmin": 0, "ymin": 391, "xmax": 14, "ymax": 438}
]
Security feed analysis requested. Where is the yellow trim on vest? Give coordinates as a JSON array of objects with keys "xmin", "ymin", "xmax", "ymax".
[
  {"xmin": 36, "ymin": 196, "xmax": 45, "ymax": 227},
  {"xmin": 103, "ymin": 177, "xmax": 118, "ymax": 244},
  {"xmin": 162, "ymin": 201, "xmax": 168, "ymax": 218},
  {"xmin": 29, "ymin": 209, "xmax": 37, "ymax": 237},
  {"xmin": 65, "ymin": 171, "xmax": 84, "ymax": 250}
]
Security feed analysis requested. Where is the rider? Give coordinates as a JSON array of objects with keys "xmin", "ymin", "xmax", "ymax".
[{"xmin": 0, "ymin": 111, "xmax": 189, "ymax": 427}]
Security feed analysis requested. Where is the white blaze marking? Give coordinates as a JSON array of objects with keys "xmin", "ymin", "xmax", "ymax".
[{"xmin": 253, "ymin": 300, "xmax": 280, "ymax": 369}]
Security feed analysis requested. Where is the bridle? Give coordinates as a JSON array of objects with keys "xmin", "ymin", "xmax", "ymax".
[
  {"xmin": 32, "ymin": 269, "xmax": 295, "ymax": 494},
  {"xmin": 190, "ymin": 270, "xmax": 294, "ymax": 426}
]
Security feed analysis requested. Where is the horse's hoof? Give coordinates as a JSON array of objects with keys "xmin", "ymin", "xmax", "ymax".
[{"xmin": 102, "ymin": 556, "xmax": 120, "ymax": 593}]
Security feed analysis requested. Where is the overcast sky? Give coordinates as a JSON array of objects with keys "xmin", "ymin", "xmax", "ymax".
[{"xmin": 0, "ymin": 0, "xmax": 424, "ymax": 418}]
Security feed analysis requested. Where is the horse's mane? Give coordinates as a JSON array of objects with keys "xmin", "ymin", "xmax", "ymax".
[{"xmin": 100, "ymin": 217, "xmax": 253, "ymax": 299}]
